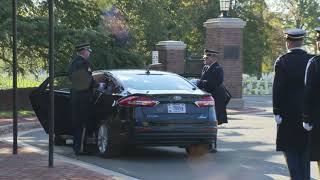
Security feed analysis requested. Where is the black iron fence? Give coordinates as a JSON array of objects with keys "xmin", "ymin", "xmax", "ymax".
[{"xmin": 182, "ymin": 56, "xmax": 204, "ymax": 78}]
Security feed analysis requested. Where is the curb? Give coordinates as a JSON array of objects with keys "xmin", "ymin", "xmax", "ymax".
[
  {"xmin": 0, "ymin": 128, "xmax": 140, "ymax": 180},
  {"xmin": 227, "ymin": 108, "xmax": 266, "ymax": 115}
]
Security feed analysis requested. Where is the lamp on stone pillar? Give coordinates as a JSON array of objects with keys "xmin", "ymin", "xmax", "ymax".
[{"xmin": 219, "ymin": 0, "xmax": 231, "ymax": 17}]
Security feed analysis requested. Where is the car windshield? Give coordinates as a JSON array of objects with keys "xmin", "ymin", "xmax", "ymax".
[{"xmin": 115, "ymin": 73, "xmax": 195, "ymax": 90}]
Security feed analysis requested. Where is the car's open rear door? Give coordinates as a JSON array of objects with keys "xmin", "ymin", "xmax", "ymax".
[{"xmin": 29, "ymin": 74, "xmax": 72, "ymax": 135}]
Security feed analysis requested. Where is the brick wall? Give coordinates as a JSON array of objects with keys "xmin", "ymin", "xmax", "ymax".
[
  {"xmin": 204, "ymin": 19, "xmax": 246, "ymax": 99},
  {"xmin": 165, "ymin": 50, "xmax": 185, "ymax": 74},
  {"xmin": 0, "ymin": 88, "xmax": 36, "ymax": 111},
  {"xmin": 156, "ymin": 41, "xmax": 186, "ymax": 75}
]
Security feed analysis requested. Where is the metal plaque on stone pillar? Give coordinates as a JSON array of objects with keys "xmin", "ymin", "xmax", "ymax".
[{"xmin": 224, "ymin": 45, "xmax": 240, "ymax": 60}]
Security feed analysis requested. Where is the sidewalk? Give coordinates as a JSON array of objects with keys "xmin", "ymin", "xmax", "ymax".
[
  {"xmin": 0, "ymin": 140, "xmax": 118, "ymax": 180},
  {"xmin": 0, "ymin": 116, "xmax": 37, "ymax": 126},
  {"xmin": 0, "ymin": 116, "xmax": 40, "ymax": 135},
  {"xmin": 0, "ymin": 118, "xmax": 135, "ymax": 180}
]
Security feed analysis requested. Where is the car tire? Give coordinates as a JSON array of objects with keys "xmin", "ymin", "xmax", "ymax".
[
  {"xmin": 54, "ymin": 135, "xmax": 66, "ymax": 146},
  {"xmin": 96, "ymin": 121, "xmax": 119, "ymax": 157},
  {"xmin": 185, "ymin": 144, "xmax": 209, "ymax": 157}
]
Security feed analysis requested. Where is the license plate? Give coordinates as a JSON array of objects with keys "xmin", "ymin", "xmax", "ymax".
[{"xmin": 167, "ymin": 103, "xmax": 186, "ymax": 113}]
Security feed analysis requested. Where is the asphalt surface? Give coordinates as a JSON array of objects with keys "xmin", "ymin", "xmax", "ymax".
[{"xmin": 17, "ymin": 96, "xmax": 320, "ymax": 180}]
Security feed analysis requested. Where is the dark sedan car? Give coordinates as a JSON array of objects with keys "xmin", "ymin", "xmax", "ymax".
[{"xmin": 30, "ymin": 69, "xmax": 217, "ymax": 156}]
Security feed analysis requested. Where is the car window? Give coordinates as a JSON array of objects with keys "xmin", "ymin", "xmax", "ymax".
[
  {"xmin": 46, "ymin": 76, "xmax": 72, "ymax": 92},
  {"xmin": 102, "ymin": 78, "xmax": 113, "ymax": 93},
  {"xmin": 115, "ymin": 74, "xmax": 195, "ymax": 90}
]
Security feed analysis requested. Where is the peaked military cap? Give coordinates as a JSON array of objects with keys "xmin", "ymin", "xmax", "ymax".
[
  {"xmin": 284, "ymin": 28, "xmax": 306, "ymax": 40},
  {"xmin": 204, "ymin": 49, "xmax": 219, "ymax": 55},
  {"xmin": 75, "ymin": 43, "xmax": 92, "ymax": 52}
]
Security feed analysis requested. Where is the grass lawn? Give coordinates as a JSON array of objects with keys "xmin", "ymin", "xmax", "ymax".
[{"xmin": 0, "ymin": 110, "xmax": 35, "ymax": 119}]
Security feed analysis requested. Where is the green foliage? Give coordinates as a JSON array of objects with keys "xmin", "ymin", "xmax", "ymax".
[
  {"xmin": 230, "ymin": 0, "xmax": 294, "ymax": 75},
  {"xmin": 112, "ymin": 0, "xmax": 288, "ymax": 75},
  {"xmin": 0, "ymin": 0, "xmax": 144, "ymax": 77},
  {"xmin": 1, "ymin": 0, "xmax": 319, "ymax": 77},
  {"xmin": 0, "ymin": 110, "xmax": 35, "ymax": 118},
  {"xmin": 270, "ymin": 0, "xmax": 320, "ymax": 49},
  {"xmin": 0, "ymin": 75, "xmax": 45, "ymax": 89},
  {"xmin": 114, "ymin": 0, "xmax": 220, "ymax": 57}
]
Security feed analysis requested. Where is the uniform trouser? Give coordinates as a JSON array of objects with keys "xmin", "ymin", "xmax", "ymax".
[
  {"xmin": 71, "ymin": 90, "xmax": 92, "ymax": 154},
  {"xmin": 283, "ymin": 149, "xmax": 310, "ymax": 180},
  {"xmin": 73, "ymin": 127, "xmax": 83, "ymax": 154},
  {"xmin": 213, "ymin": 128, "xmax": 217, "ymax": 149},
  {"xmin": 209, "ymin": 128, "xmax": 218, "ymax": 150}
]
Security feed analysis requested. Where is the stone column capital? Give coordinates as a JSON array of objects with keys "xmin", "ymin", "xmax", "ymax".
[
  {"xmin": 156, "ymin": 41, "xmax": 187, "ymax": 50},
  {"xmin": 155, "ymin": 40, "xmax": 186, "ymax": 74},
  {"xmin": 204, "ymin": 18, "xmax": 246, "ymax": 29}
]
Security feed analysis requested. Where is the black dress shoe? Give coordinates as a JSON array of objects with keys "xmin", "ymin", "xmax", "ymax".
[
  {"xmin": 74, "ymin": 150, "xmax": 80, "ymax": 156},
  {"xmin": 209, "ymin": 148, "xmax": 218, "ymax": 153}
]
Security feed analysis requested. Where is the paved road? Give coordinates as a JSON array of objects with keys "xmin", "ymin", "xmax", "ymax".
[
  {"xmin": 243, "ymin": 95, "xmax": 272, "ymax": 108},
  {"xmin": 18, "ymin": 96, "xmax": 320, "ymax": 180}
]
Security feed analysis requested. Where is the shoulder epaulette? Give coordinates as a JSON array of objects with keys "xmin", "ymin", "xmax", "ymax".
[{"xmin": 273, "ymin": 54, "xmax": 285, "ymax": 69}]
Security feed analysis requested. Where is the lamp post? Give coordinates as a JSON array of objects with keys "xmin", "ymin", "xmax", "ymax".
[
  {"xmin": 12, "ymin": 0, "xmax": 18, "ymax": 155},
  {"xmin": 219, "ymin": 0, "xmax": 231, "ymax": 17},
  {"xmin": 48, "ymin": 0, "xmax": 54, "ymax": 167}
]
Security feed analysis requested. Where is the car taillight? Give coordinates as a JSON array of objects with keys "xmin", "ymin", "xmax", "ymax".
[
  {"xmin": 194, "ymin": 96, "xmax": 215, "ymax": 107},
  {"xmin": 118, "ymin": 96, "xmax": 159, "ymax": 107}
]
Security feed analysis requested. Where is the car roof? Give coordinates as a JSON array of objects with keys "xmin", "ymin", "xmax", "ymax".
[
  {"xmin": 92, "ymin": 69, "xmax": 207, "ymax": 95},
  {"xmin": 93, "ymin": 69, "xmax": 178, "ymax": 76}
]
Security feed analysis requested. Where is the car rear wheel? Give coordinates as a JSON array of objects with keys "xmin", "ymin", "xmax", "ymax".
[
  {"xmin": 185, "ymin": 144, "xmax": 210, "ymax": 157},
  {"xmin": 97, "ymin": 121, "xmax": 119, "ymax": 157}
]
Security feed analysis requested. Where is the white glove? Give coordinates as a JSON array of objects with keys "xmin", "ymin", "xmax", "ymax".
[
  {"xmin": 97, "ymin": 83, "xmax": 106, "ymax": 93},
  {"xmin": 274, "ymin": 115, "xmax": 282, "ymax": 124},
  {"xmin": 189, "ymin": 79, "xmax": 199, "ymax": 86},
  {"xmin": 303, "ymin": 122, "xmax": 313, "ymax": 131},
  {"xmin": 99, "ymin": 83, "xmax": 106, "ymax": 89}
]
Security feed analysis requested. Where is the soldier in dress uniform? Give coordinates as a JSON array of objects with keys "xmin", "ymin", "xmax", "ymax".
[
  {"xmin": 273, "ymin": 28, "xmax": 314, "ymax": 180},
  {"xmin": 303, "ymin": 27, "xmax": 320, "ymax": 177},
  {"xmin": 68, "ymin": 43, "xmax": 96, "ymax": 156},
  {"xmin": 197, "ymin": 49, "xmax": 228, "ymax": 153}
]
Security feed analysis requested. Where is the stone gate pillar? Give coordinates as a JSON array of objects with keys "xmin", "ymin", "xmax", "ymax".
[
  {"xmin": 204, "ymin": 18, "xmax": 246, "ymax": 108},
  {"xmin": 155, "ymin": 41, "xmax": 186, "ymax": 74}
]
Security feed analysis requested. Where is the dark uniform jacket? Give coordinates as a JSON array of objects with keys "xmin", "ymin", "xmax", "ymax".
[
  {"xmin": 273, "ymin": 48, "xmax": 314, "ymax": 151},
  {"xmin": 197, "ymin": 62, "xmax": 228, "ymax": 124},
  {"xmin": 68, "ymin": 55, "xmax": 96, "ymax": 130},
  {"xmin": 303, "ymin": 56, "xmax": 320, "ymax": 161}
]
